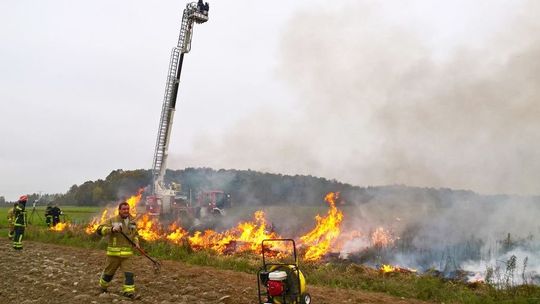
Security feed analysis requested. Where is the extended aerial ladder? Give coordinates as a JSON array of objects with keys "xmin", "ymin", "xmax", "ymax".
[{"xmin": 147, "ymin": 1, "xmax": 209, "ymax": 216}]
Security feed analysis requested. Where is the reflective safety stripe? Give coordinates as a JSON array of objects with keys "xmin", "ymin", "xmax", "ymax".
[
  {"xmin": 96, "ymin": 225, "xmax": 110, "ymax": 236},
  {"xmin": 99, "ymin": 277, "xmax": 110, "ymax": 288},
  {"xmin": 122, "ymin": 284, "xmax": 135, "ymax": 293},
  {"xmin": 106, "ymin": 246, "xmax": 133, "ymax": 257},
  {"xmin": 14, "ymin": 210, "xmax": 27, "ymax": 226},
  {"xmin": 13, "ymin": 240, "xmax": 22, "ymax": 249}
]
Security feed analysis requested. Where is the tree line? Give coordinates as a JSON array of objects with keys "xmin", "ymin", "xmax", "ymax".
[
  {"xmin": 48, "ymin": 168, "xmax": 362, "ymax": 206},
  {"xmin": 8, "ymin": 167, "xmax": 530, "ymax": 207}
]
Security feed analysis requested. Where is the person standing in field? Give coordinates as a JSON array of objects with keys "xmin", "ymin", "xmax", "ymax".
[
  {"xmin": 13, "ymin": 195, "xmax": 28, "ymax": 250},
  {"xmin": 51, "ymin": 203, "xmax": 62, "ymax": 226},
  {"xmin": 45, "ymin": 202, "xmax": 53, "ymax": 227},
  {"xmin": 96, "ymin": 201, "xmax": 141, "ymax": 299}
]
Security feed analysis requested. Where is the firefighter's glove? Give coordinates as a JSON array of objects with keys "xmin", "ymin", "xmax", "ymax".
[{"xmin": 112, "ymin": 223, "xmax": 122, "ymax": 232}]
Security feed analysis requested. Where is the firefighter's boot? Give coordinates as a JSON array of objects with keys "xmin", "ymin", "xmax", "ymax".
[
  {"xmin": 122, "ymin": 272, "xmax": 137, "ymax": 298},
  {"xmin": 99, "ymin": 273, "xmax": 113, "ymax": 292}
]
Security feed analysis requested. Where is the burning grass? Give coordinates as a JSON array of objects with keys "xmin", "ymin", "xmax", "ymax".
[
  {"xmin": 5, "ymin": 190, "xmax": 540, "ymax": 303},
  {"xmin": 19, "ymin": 223, "xmax": 540, "ymax": 303}
]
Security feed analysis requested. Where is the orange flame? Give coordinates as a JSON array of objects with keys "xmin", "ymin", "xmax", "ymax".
[
  {"xmin": 185, "ymin": 210, "xmax": 280, "ymax": 254},
  {"xmin": 137, "ymin": 214, "xmax": 162, "ymax": 241},
  {"xmin": 188, "ymin": 230, "xmax": 235, "ymax": 253},
  {"xmin": 300, "ymin": 192, "xmax": 343, "ymax": 261},
  {"xmin": 118, "ymin": 188, "xmax": 143, "ymax": 218},
  {"xmin": 50, "ymin": 222, "xmax": 70, "ymax": 232},
  {"xmin": 81, "ymin": 190, "xmax": 392, "ymax": 265},
  {"xmin": 381, "ymin": 264, "xmax": 395, "ymax": 273},
  {"xmin": 165, "ymin": 222, "xmax": 188, "ymax": 244},
  {"xmin": 236, "ymin": 210, "xmax": 280, "ymax": 253},
  {"xmin": 380, "ymin": 264, "xmax": 417, "ymax": 274},
  {"xmin": 85, "ymin": 209, "xmax": 109, "ymax": 234}
]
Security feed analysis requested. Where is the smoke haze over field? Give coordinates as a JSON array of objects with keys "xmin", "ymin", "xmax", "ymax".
[
  {"xmin": 248, "ymin": 184, "xmax": 540, "ymax": 280},
  {"xmin": 175, "ymin": 0, "xmax": 540, "ymax": 196},
  {"xmin": 336, "ymin": 190, "xmax": 540, "ymax": 280}
]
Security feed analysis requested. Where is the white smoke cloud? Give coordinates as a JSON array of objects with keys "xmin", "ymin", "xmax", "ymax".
[{"xmin": 174, "ymin": 0, "xmax": 540, "ymax": 196}]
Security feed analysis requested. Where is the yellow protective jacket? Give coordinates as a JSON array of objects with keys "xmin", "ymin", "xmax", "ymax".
[
  {"xmin": 7, "ymin": 208, "xmax": 14, "ymax": 227},
  {"xmin": 96, "ymin": 215, "xmax": 139, "ymax": 257}
]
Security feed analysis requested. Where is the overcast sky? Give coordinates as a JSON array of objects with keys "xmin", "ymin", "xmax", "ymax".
[{"xmin": 1, "ymin": 0, "xmax": 539, "ymax": 201}]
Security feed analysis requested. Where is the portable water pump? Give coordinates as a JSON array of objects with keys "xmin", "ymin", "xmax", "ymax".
[{"xmin": 257, "ymin": 239, "xmax": 311, "ymax": 304}]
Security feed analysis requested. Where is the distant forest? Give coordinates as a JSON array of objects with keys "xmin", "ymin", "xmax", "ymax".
[{"xmin": 9, "ymin": 168, "xmax": 535, "ymax": 207}]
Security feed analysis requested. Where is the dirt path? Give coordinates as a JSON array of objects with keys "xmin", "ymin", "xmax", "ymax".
[{"xmin": 0, "ymin": 239, "xmax": 428, "ymax": 304}]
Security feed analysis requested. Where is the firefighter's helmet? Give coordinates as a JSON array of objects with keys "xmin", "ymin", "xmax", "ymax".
[{"xmin": 19, "ymin": 195, "xmax": 28, "ymax": 202}]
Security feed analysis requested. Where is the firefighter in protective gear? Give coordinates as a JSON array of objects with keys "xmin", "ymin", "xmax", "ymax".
[
  {"xmin": 13, "ymin": 195, "xmax": 28, "ymax": 250},
  {"xmin": 45, "ymin": 202, "xmax": 53, "ymax": 227},
  {"xmin": 51, "ymin": 204, "xmax": 62, "ymax": 226},
  {"xmin": 7, "ymin": 203, "xmax": 16, "ymax": 240},
  {"xmin": 96, "ymin": 201, "xmax": 140, "ymax": 298}
]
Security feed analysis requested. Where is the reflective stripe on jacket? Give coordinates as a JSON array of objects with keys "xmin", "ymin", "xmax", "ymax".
[{"xmin": 14, "ymin": 203, "xmax": 27, "ymax": 227}]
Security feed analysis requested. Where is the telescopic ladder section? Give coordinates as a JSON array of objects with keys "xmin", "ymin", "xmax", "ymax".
[{"xmin": 152, "ymin": 2, "xmax": 209, "ymax": 193}]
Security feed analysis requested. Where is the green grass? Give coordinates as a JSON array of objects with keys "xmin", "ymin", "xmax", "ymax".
[
  {"xmin": 0, "ymin": 205, "xmax": 101, "ymax": 227},
  {"xmin": 2, "ymin": 205, "xmax": 540, "ymax": 303}
]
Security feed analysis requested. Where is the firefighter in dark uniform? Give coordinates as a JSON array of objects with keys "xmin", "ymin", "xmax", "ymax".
[
  {"xmin": 13, "ymin": 195, "xmax": 28, "ymax": 250},
  {"xmin": 96, "ymin": 201, "xmax": 140, "ymax": 298},
  {"xmin": 45, "ymin": 202, "xmax": 54, "ymax": 227},
  {"xmin": 51, "ymin": 204, "xmax": 62, "ymax": 226}
]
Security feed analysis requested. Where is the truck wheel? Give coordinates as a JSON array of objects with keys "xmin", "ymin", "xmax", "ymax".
[{"xmin": 301, "ymin": 293, "xmax": 311, "ymax": 304}]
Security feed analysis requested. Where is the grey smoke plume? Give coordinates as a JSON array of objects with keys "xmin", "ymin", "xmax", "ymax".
[
  {"xmin": 341, "ymin": 191, "xmax": 540, "ymax": 275},
  {"xmin": 173, "ymin": 0, "xmax": 540, "ymax": 196}
]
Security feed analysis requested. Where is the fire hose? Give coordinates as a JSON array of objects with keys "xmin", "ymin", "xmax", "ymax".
[{"xmin": 118, "ymin": 230, "xmax": 162, "ymax": 273}]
